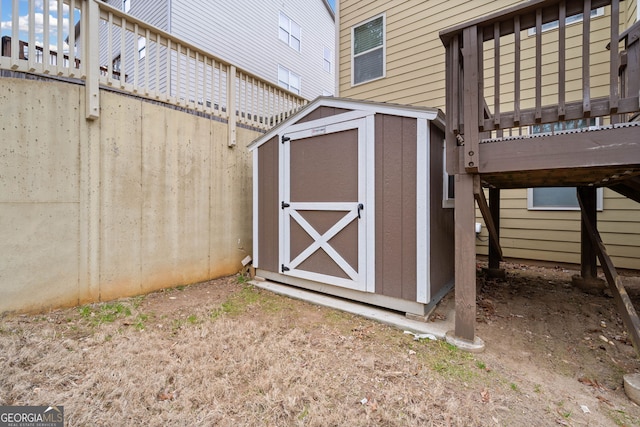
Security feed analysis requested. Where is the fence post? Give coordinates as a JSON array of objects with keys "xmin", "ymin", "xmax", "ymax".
[
  {"xmin": 84, "ymin": 0, "xmax": 100, "ymax": 120},
  {"xmin": 227, "ymin": 65, "xmax": 237, "ymax": 147}
]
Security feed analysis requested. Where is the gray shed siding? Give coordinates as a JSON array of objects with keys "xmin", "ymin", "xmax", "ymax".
[
  {"xmin": 257, "ymin": 136, "xmax": 280, "ymax": 273},
  {"xmin": 375, "ymin": 114, "xmax": 417, "ymax": 301},
  {"xmin": 428, "ymin": 124, "xmax": 454, "ymax": 296}
]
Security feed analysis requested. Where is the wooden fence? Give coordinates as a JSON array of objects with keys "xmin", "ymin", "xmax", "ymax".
[{"xmin": 0, "ymin": 0, "xmax": 307, "ymax": 141}]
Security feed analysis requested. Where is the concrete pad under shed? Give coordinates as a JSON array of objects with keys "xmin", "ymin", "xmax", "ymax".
[{"xmin": 250, "ymin": 279, "xmax": 454, "ymax": 339}]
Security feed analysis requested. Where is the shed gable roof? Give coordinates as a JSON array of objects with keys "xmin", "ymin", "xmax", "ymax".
[{"xmin": 248, "ymin": 96, "xmax": 445, "ymax": 151}]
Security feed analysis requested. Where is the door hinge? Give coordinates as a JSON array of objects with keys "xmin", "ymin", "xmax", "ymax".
[
  {"xmin": 281, "ymin": 201, "xmax": 290, "ymax": 209},
  {"xmin": 281, "ymin": 135, "xmax": 290, "ymax": 144},
  {"xmin": 281, "ymin": 264, "xmax": 290, "ymax": 273}
]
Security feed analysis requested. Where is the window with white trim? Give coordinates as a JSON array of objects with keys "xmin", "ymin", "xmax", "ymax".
[
  {"xmin": 323, "ymin": 46, "xmax": 332, "ymax": 73},
  {"xmin": 279, "ymin": 12, "xmax": 301, "ymax": 52},
  {"xmin": 123, "ymin": 0, "xmax": 131, "ymax": 13},
  {"xmin": 528, "ymin": 119, "xmax": 603, "ymax": 210},
  {"xmin": 528, "ymin": 7, "xmax": 604, "ymax": 35},
  {"xmin": 278, "ymin": 65, "xmax": 301, "ymax": 95},
  {"xmin": 527, "ymin": 187, "xmax": 603, "ymax": 210},
  {"xmin": 138, "ymin": 37, "xmax": 146, "ymax": 59},
  {"xmin": 352, "ymin": 14, "xmax": 385, "ymax": 85}
]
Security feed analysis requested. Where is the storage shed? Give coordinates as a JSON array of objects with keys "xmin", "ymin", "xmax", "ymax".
[{"xmin": 248, "ymin": 97, "xmax": 453, "ymax": 316}]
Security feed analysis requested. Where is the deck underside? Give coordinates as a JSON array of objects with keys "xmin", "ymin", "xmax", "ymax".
[{"xmin": 474, "ymin": 123, "xmax": 640, "ymax": 189}]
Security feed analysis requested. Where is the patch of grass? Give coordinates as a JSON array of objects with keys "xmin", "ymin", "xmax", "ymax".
[
  {"xmin": 475, "ymin": 360, "xmax": 486, "ymax": 370},
  {"xmin": 607, "ymin": 408, "xmax": 640, "ymax": 426},
  {"xmin": 297, "ymin": 405, "xmax": 309, "ymax": 421},
  {"xmin": 510, "ymin": 382, "xmax": 519, "ymax": 392},
  {"xmin": 135, "ymin": 313, "xmax": 149, "ymax": 330},
  {"xmin": 210, "ymin": 285, "xmax": 284, "ymax": 320},
  {"xmin": 130, "ymin": 295, "xmax": 145, "ymax": 309},
  {"xmin": 171, "ymin": 318, "xmax": 185, "ymax": 331},
  {"xmin": 78, "ymin": 301, "xmax": 138, "ymax": 327},
  {"xmin": 187, "ymin": 314, "xmax": 198, "ymax": 325},
  {"xmin": 421, "ymin": 341, "xmax": 477, "ymax": 381},
  {"xmin": 236, "ymin": 273, "xmax": 250, "ymax": 284},
  {"xmin": 534, "ymin": 384, "xmax": 541, "ymax": 393}
]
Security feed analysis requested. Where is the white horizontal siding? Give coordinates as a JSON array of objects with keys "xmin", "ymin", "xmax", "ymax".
[{"xmin": 170, "ymin": 0, "xmax": 335, "ymax": 100}]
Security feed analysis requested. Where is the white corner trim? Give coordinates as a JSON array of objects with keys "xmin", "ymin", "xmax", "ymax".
[
  {"xmin": 416, "ymin": 118, "xmax": 430, "ymax": 304},
  {"xmin": 252, "ymin": 149, "xmax": 259, "ymax": 268},
  {"xmin": 365, "ymin": 114, "xmax": 376, "ymax": 294}
]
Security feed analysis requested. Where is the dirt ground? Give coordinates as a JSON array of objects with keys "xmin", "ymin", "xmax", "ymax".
[{"xmin": 1, "ymin": 261, "xmax": 640, "ymax": 426}]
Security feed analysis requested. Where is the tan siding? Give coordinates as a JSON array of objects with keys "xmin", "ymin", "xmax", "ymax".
[
  {"xmin": 475, "ymin": 189, "xmax": 640, "ymax": 269},
  {"xmin": 340, "ymin": 0, "xmax": 640, "ymax": 271}
]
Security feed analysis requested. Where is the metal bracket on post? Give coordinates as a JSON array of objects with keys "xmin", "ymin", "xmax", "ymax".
[
  {"xmin": 84, "ymin": 0, "xmax": 100, "ymax": 120},
  {"xmin": 227, "ymin": 65, "xmax": 237, "ymax": 147}
]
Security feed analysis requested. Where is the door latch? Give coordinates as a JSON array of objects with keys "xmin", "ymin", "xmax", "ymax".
[
  {"xmin": 281, "ymin": 264, "xmax": 290, "ymax": 273},
  {"xmin": 357, "ymin": 203, "xmax": 364, "ymax": 219}
]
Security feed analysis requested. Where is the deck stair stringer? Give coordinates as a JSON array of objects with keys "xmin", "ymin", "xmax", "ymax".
[{"xmin": 577, "ymin": 188, "xmax": 640, "ymax": 355}]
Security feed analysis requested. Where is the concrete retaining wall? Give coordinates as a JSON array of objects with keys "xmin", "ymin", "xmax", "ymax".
[{"xmin": 0, "ymin": 77, "xmax": 260, "ymax": 313}]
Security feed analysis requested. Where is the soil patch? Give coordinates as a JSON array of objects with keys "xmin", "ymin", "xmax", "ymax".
[{"xmin": 0, "ymin": 263, "xmax": 639, "ymax": 426}]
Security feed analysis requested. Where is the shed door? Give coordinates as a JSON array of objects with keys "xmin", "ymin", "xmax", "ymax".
[{"xmin": 280, "ymin": 116, "xmax": 374, "ymax": 292}]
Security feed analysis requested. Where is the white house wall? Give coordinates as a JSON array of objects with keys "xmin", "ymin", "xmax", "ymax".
[{"xmin": 169, "ymin": 0, "xmax": 335, "ymax": 100}]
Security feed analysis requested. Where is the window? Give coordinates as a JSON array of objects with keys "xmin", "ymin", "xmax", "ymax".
[
  {"xmin": 352, "ymin": 14, "xmax": 385, "ymax": 85},
  {"xmin": 323, "ymin": 47, "xmax": 332, "ymax": 73},
  {"xmin": 278, "ymin": 65, "xmax": 301, "ymax": 95},
  {"xmin": 528, "ymin": 187, "xmax": 603, "ymax": 210},
  {"xmin": 529, "ymin": 7, "xmax": 604, "ymax": 35},
  {"xmin": 123, "ymin": 0, "xmax": 131, "ymax": 13},
  {"xmin": 528, "ymin": 119, "xmax": 603, "ymax": 210},
  {"xmin": 138, "ymin": 37, "xmax": 146, "ymax": 59},
  {"xmin": 279, "ymin": 12, "xmax": 301, "ymax": 52}
]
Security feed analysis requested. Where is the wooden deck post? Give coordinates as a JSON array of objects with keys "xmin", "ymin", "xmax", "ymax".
[
  {"xmin": 446, "ymin": 173, "xmax": 484, "ymax": 352},
  {"xmin": 580, "ymin": 186, "xmax": 597, "ymax": 280},
  {"xmin": 573, "ymin": 186, "xmax": 605, "ymax": 293},
  {"xmin": 487, "ymin": 188, "xmax": 504, "ymax": 276},
  {"xmin": 455, "ymin": 173, "xmax": 475, "ymax": 340}
]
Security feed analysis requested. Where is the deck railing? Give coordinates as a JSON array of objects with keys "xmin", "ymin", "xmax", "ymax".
[
  {"xmin": 440, "ymin": 0, "xmax": 640, "ymax": 173},
  {"xmin": 0, "ymin": 0, "xmax": 307, "ymax": 139}
]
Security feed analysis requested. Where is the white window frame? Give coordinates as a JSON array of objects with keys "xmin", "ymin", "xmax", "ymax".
[
  {"xmin": 528, "ymin": 7, "xmax": 604, "ymax": 35},
  {"xmin": 279, "ymin": 12, "xmax": 301, "ymax": 52},
  {"xmin": 323, "ymin": 46, "xmax": 332, "ymax": 73},
  {"xmin": 527, "ymin": 187, "xmax": 603, "ymax": 211},
  {"xmin": 138, "ymin": 37, "xmax": 146, "ymax": 59},
  {"xmin": 278, "ymin": 65, "xmax": 301, "ymax": 95},
  {"xmin": 123, "ymin": 0, "xmax": 131, "ymax": 13},
  {"xmin": 527, "ymin": 118, "xmax": 603, "ymax": 211},
  {"xmin": 351, "ymin": 13, "xmax": 386, "ymax": 86}
]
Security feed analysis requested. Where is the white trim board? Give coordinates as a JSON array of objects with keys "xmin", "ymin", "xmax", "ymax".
[
  {"xmin": 416, "ymin": 118, "xmax": 430, "ymax": 304},
  {"xmin": 247, "ymin": 96, "xmax": 444, "ymax": 151}
]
